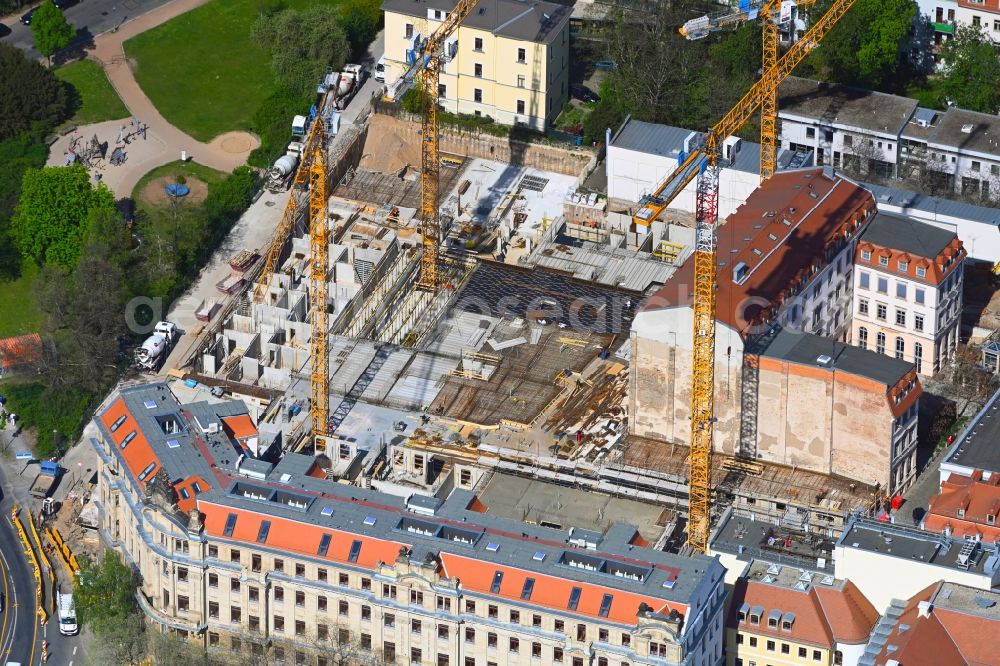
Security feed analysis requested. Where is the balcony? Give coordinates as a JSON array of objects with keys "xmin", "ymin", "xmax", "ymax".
[{"xmin": 930, "ymin": 20, "xmax": 955, "ymax": 34}]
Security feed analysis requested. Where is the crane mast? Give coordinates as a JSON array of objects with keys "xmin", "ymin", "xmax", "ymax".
[{"xmin": 679, "ymin": 0, "xmax": 859, "ymax": 552}]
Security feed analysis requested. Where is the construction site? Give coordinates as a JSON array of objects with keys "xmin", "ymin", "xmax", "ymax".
[{"xmin": 157, "ymin": 0, "xmax": 893, "ymax": 562}]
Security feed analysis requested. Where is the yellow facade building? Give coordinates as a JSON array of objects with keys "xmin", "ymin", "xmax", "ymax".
[{"xmin": 380, "ymin": 0, "xmax": 571, "ymax": 131}]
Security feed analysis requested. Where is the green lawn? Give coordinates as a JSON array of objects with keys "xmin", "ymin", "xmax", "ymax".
[
  {"xmin": 132, "ymin": 160, "xmax": 227, "ymax": 205},
  {"xmin": 123, "ymin": 0, "xmax": 342, "ymax": 142},
  {"xmin": 0, "ymin": 261, "xmax": 43, "ymax": 339},
  {"xmin": 55, "ymin": 60, "xmax": 130, "ymax": 126}
]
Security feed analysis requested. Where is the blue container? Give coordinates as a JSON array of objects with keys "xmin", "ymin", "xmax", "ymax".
[{"xmin": 184, "ymin": 378, "xmax": 198, "ymax": 388}]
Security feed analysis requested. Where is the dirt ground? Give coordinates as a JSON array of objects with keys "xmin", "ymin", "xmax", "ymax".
[
  {"xmin": 359, "ymin": 120, "xmax": 421, "ymax": 174},
  {"xmin": 139, "ymin": 175, "xmax": 209, "ymax": 207}
]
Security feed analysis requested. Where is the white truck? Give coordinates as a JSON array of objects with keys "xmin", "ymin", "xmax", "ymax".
[
  {"xmin": 57, "ymin": 592, "xmax": 78, "ymax": 636},
  {"xmin": 265, "ymin": 141, "xmax": 302, "ymax": 193},
  {"xmin": 335, "ymin": 64, "xmax": 366, "ymax": 110},
  {"xmin": 133, "ymin": 321, "xmax": 176, "ymax": 372}
]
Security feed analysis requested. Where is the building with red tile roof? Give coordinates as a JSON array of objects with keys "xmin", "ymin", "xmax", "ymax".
[
  {"xmin": 92, "ymin": 382, "xmax": 727, "ymax": 665},
  {"xmin": 725, "ymin": 559, "xmax": 880, "ymax": 666},
  {"xmin": 921, "ymin": 469, "xmax": 1000, "ymax": 543},
  {"xmin": 860, "ymin": 581, "xmax": 1000, "ymax": 666},
  {"xmin": 630, "ymin": 168, "xmax": 922, "ymax": 491}
]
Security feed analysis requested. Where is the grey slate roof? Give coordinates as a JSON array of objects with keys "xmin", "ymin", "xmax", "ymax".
[
  {"xmin": 860, "ymin": 213, "xmax": 957, "ymax": 260},
  {"xmin": 928, "ymin": 107, "xmax": 1000, "ymax": 156},
  {"xmin": 96, "ymin": 383, "xmax": 721, "ymax": 607},
  {"xmin": 380, "ymin": 0, "xmax": 571, "ymax": 43},
  {"xmin": 778, "ymin": 77, "xmax": 918, "ymax": 136},
  {"xmin": 862, "ymin": 181, "xmax": 1000, "ymax": 227},
  {"xmin": 752, "ymin": 327, "xmax": 914, "ymax": 387},
  {"xmin": 943, "ymin": 385, "xmax": 1000, "ymax": 474}
]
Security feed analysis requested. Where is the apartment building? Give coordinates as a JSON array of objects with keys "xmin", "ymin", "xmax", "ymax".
[
  {"xmin": 725, "ymin": 560, "xmax": 879, "ymax": 666},
  {"xmin": 92, "ymin": 383, "xmax": 728, "ymax": 666},
  {"xmin": 859, "ymin": 582, "xmax": 1000, "ymax": 666},
  {"xmin": 632, "ymin": 168, "xmax": 926, "ymax": 491},
  {"xmin": 956, "ymin": 0, "xmax": 1000, "ymax": 40},
  {"xmin": 921, "ymin": 469, "xmax": 1000, "ymax": 542},
  {"xmin": 381, "ymin": 0, "xmax": 571, "ymax": 131},
  {"xmin": 833, "ymin": 516, "xmax": 1000, "ymax": 612},
  {"xmin": 850, "ymin": 213, "xmax": 965, "ymax": 376},
  {"xmin": 778, "ymin": 77, "xmax": 1000, "ymax": 201}
]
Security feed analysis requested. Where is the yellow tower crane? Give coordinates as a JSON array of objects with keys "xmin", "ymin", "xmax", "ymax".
[
  {"xmin": 637, "ymin": 0, "xmax": 858, "ymax": 552},
  {"xmin": 680, "ymin": 0, "xmax": 820, "ymax": 181},
  {"xmin": 387, "ymin": 0, "xmax": 481, "ymax": 290}
]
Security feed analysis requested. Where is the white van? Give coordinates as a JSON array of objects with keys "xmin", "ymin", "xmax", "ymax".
[{"xmin": 374, "ymin": 56, "xmax": 386, "ymax": 83}]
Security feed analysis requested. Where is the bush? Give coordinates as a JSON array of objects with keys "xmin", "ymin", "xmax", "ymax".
[
  {"xmin": 248, "ymin": 88, "xmax": 308, "ymax": 168},
  {"xmin": 175, "ymin": 174, "xmax": 186, "ymax": 185},
  {"xmin": 0, "ymin": 132, "xmax": 48, "ymax": 279}
]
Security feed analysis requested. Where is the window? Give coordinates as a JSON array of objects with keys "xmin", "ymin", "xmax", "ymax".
[
  {"xmin": 439, "ymin": 625, "xmax": 449, "ymax": 639},
  {"xmin": 599, "ymin": 594, "xmax": 613, "ymax": 618},
  {"xmin": 248, "ymin": 586, "xmax": 259, "ymax": 603},
  {"xmin": 274, "ymin": 615, "xmax": 284, "ymax": 632},
  {"xmin": 383, "ymin": 584, "xmax": 396, "ymax": 599},
  {"xmin": 274, "ymin": 558, "xmax": 284, "ymax": 573},
  {"xmin": 384, "ymin": 643, "xmax": 396, "ymax": 664},
  {"xmin": 877, "ymin": 277, "xmax": 888, "ymax": 293},
  {"xmin": 510, "ymin": 610, "xmax": 520, "ymax": 624},
  {"xmin": 318, "ymin": 596, "xmax": 327, "ymax": 612},
  {"xmin": 296, "ymin": 590, "xmax": 305, "ymax": 607},
  {"xmin": 799, "ymin": 647, "xmax": 808, "ymax": 658},
  {"xmin": 599, "ymin": 628, "xmax": 609, "ymax": 642},
  {"xmin": 231, "ymin": 637, "xmax": 241, "ymax": 653},
  {"xmin": 474, "ymin": 88, "xmax": 483, "ymax": 103},
  {"xmin": 474, "ymin": 37, "xmax": 483, "ymax": 51},
  {"xmin": 295, "ymin": 563, "xmax": 305, "ymax": 577},
  {"xmin": 209, "ymin": 601, "xmax": 219, "ymax": 618},
  {"xmin": 339, "ymin": 600, "xmax": 349, "ymax": 616},
  {"xmin": 568, "ymin": 586, "xmax": 582, "ymax": 611},
  {"xmin": 509, "ymin": 638, "xmax": 519, "ymax": 653},
  {"xmin": 861, "ymin": 250, "xmax": 871, "ymax": 261},
  {"xmin": 230, "ymin": 606, "xmax": 241, "ymax": 623},
  {"xmin": 533, "ymin": 615, "xmax": 542, "ymax": 628},
  {"xmin": 465, "ymin": 600, "xmax": 476, "ymax": 614},
  {"xmin": 412, "ymin": 619, "xmax": 422, "ymax": 635},
  {"xmin": 896, "ymin": 337, "xmax": 905, "ymax": 359},
  {"xmin": 488, "ymin": 632, "xmax": 498, "ymax": 648},
  {"xmin": 438, "ymin": 83, "xmax": 447, "ymax": 99},
  {"xmin": 229, "ymin": 548, "xmax": 240, "ymax": 563},
  {"xmin": 859, "ymin": 271, "xmax": 870, "ymax": 289},
  {"xmin": 438, "ymin": 655, "xmax": 449, "ymax": 666},
  {"xmin": 553, "ymin": 648, "xmax": 564, "ymax": 663},
  {"xmin": 555, "ymin": 620, "xmax": 564, "ymax": 633},
  {"xmin": 208, "ymin": 632, "xmax": 219, "ymax": 646},
  {"xmin": 296, "ymin": 620, "xmax": 306, "ymax": 636},
  {"xmin": 521, "ymin": 578, "xmax": 535, "ymax": 600},
  {"xmin": 411, "ymin": 590, "xmax": 424, "ymax": 605},
  {"xmin": 489, "ymin": 571, "xmax": 503, "ymax": 594},
  {"xmin": 361, "ymin": 604, "xmax": 371, "ymax": 621},
  {"xmin": 177, "ymin": 566, "xmax": 188, "ymax": 582},
  {"xmin": 411, "ymin": 647, "xmax": 422, "ymax": 665},
  {"xmin": 177, "ymin": 595, "xmax": 189, "ymax": 611},
  {"xmin": 256, "ymin": 521, "xmax": 271, "ymax": 544},
  {"xmin": 737, "ymin": 634, "xmax": 744, "ymax": 645},
  {"xmin": 859, "ymin": 298, "xmax": 869, "ymax": 315},
  {"xmin": 208, "ymin": 545, "xmax": 218, "ymax": 558},
  {"xmin": 385, "ymin": 613, "xmax": 395, "ymax": 628},
  {"xmin": 517, "ymin": 47, "xmax": 526, "ymax": 63},
  {"xmin": 517, "ymin": 75, "xmax": 525, "ymax": 88},
  {"xmin": 877, "ymin": 332, "xmax": 886, "ymax": 355},
  {"xmin": 877, "ymin": 303, "xmax": 887, "ymax": 321},
  {"xmin": 405, "ymin": 23, "xmax": 413, "ymax": 39},
  {"xmin": 899, "ymin": 261, "xmax": 908, "ymax": 272},
  {"xmin": 915, "ymin": 288, "xmax": 925, "ymax": 304},
  {"xmin": 250, "ymin": 554, "xmax": 262, "ymax": 572},
  {"xmin": 781, "ymin": 643, "xmax": 790, "ymax": 654},
  {"xmin": 576, "ymin": 624, "xmax": 586, "ymax": 641},
  {"xmin": 896, "ymin": 309, "xmax": 906, "ymax": 326},
  {"xmin": 814, "ymin": 650, "xmax": 823, "ymax": 661},
  {"xmin": 532, "ymin": 642, "xmax": 542, "ymax": 658},
  {"xmin": 915, "ymin": 342, "xmax": 923, "ymax": 373},
  {"xmin": 474, "ymin": 63, "xmax": 483, "ymax": 77},
  {"xmin": 231, "ymin": 578, "xmax": 240, "ymax": 593},
  {"xmin": 749, "ymin": 636, "xmax": 758, "ymax": 647},
  {"xmin": 897, "ymin": 282, "xmax": 907, "ymax": 299},
  {"xmin": 806, "ymin": 127, "xmax": 816, "ymax": 139},
  {"xmin": 465, "ymin": 627, "xmax": 475, "ymax": 643},
  {"xmin": 488, "ymin": 604, "xmax": 498, "ymax": 619},
  {"xmin": 621, "ymin": 634, "xmax": 630, "ymax": 647},
  {"xmin": 517, "ymin": 99, "xmax": 525, "ymax": 115},
  {"xmin": 916, "ymin": 267, "xmax": 927, "ymax": 279},
  {"xmin": 767, "ymin": 640, "xmax": 776, "ymax": 651}
]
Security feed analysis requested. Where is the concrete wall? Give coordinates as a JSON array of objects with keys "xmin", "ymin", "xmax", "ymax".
[{"xmin": 369, "ymin": 111, "xmax": 596, "ymax": 177}]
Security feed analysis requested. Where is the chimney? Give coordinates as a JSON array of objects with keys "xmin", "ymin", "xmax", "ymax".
[{"xmin": 917, "ymin": 600, "xmax": 932, "ymax": 618}]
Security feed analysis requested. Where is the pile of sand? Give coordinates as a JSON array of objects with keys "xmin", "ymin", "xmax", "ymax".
[{"xmin": 360, "ymin": 124, "xmax": 420, "ymax": 174}]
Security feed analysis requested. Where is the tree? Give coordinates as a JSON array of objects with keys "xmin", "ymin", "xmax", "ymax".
[
  {"xmin": 149, "ymin": 630, "xmax": 211, "ymax": 666},
  {"xmin": 798, "ymin": 0, "xmax": 917, "ymax": 91},
  {"xmin": 30, "ymin": 0, "xmax": 76, "ymax": 67},
  {"xmin": 248, "ymin": 88, "xmax": 309, "ymax": 168},
  {"xmin": 938, "ymin": 25, "xmax": 1000, "ymax": 114},
  {"xmin": 251, "ymin": 5, "xmax": 351, "ymax": 97},
  {"xmin": 84, "ymin": 612, "xmax": 148, "ymax": 666},
  {"xmin": 340, "ymin": 0, "xmax": 382, "ymax": 61},
  {"xmin": 0, "ymin": 42, "xmax": 69, "ymax": 140},
  {"xmin": 948, "ymin": 344, "xmax": 999, "ymax": 417},
  {"xmin": 74, "ymin": 551, "xmax": 138, "ymax": 627},
  {"xmin": 11, "ymin": 164, "xmax": 115, "ymax": 268}
]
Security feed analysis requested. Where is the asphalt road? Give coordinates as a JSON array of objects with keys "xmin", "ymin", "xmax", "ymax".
[
  {"xmin": 1, "ymin": 0, "xmax": 174, "ymax": 59},
  {"xmin": 0, "ymin": 473, "xmax": 41, "ymax": 666}
]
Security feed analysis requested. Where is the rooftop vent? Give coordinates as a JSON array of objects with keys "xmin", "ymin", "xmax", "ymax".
[
  {"xmin": 320, "ymin": 506, "xmax": 334, "ymax": 517},
  {"xmin": 486, "ymin": 542, "xmax": 501, "ymax": 552},
  {"xmin": 816, "ymin": 354, "xmax": 832, "ymax": 365},
  {"xmin": 532, "ymin": 552, "xmax": 546, "ymax": 561},
  {"xmin": 363, "ymin": 516, "xmax": 377, "ymax": 526},
  {"xmin": 143, "ymin": 400, "xmax": 157, "ymax": 409},
  {"xmin": 962, "ymin": 124, "xmax": 974, "ymax": 134}
]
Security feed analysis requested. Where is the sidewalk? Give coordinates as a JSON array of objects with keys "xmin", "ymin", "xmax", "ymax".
[{"xmin": 85, "ymin": 0, "xmax": 259, "ymax": 178}]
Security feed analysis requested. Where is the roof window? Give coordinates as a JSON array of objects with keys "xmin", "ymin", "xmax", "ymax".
[
  {"xmin": 490, "ymin": 571, "xmax": 504, "ymax": 594},
  {"xmin": 521, "ymin": 578, "xmax": 535, "ymax": 600},
  {"xmin": 256, "ymin": 520, "xmax": 271, "ymax": 544},
  {"xmin": 110, "ymin": 415, "xmax": 127, "ymax": 433},
  {"xmin": 568, "ymin": 586, "xmax": 582, "ymax": 611},
  {"xmin": 317, "ymin": 533, "xmax": 332, "ymax": 556},
  {"xmin": 121, "ymin": 430, "xmax": 137, "ymax": 449},
  {"xmin": 486, "ymin": 542, "xmax": 500, "ymax": 552},
  {"xmin": 166, "ymin": 439, "xmax": 180, "ymax": 449},
  {"xmin": 143, "ymin": 400, "xmax": 157, "ymax": 409},
  {"xmin": 137, "ymin": 462, "xmax": 157, "ymax": 482},
  {"xmin": 363, "ymin": 516, "xmax": 377, "ymax": 526},
  {"xmin": 223, "ymin": 512, "xmax": 238, "ymax": 537},
  {"xmin": 532, "ymin": 552, "xmax": 546, "ymax": 562},
  {"xmin": 598, "ymin": 594, "xmax": 613, "ymax": 618},
  {"xmin": 348, "ymin": 540, "xmax": 363, "ymax": 563},
  {"xmin": 321, "ymin": 506, "xmax": 334, "ymax": 517}
]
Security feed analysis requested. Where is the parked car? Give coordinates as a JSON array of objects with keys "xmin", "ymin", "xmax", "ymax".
[
  {"xmin": 20, "ymin": 7, "xmax": 37, "ymax": 24},
  {"xmin": 374, "ymin": 55, "xmax": 386, "ymax": 83},
  {"xmin": 570, "ymin": 84, "xmax": 600, "ymax": 103}
]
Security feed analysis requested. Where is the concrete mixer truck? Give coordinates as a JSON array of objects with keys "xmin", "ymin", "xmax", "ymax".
[
  {"xmin": 265, "ymin": 142, "xmax": 302, "ymax": 193},
  {"xmin": 133, "ymin": 321, "xmax": 176, "ymax": 372}
]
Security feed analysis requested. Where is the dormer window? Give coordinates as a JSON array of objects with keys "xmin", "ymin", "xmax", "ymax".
[
  {"xmin": 861, "ymin": 250, "xmax": 872, "ymax": 261},
  {"xmin": 749, "ymin": 614, "xmax": 759, "ymax": 624},
  {"xmin": 879, "ymin": 256, "xmax": 889, "ymax": 267},
  {"xmin": 988, "ymin": 514, "xmax": 996, "ymax": 525},
  {"xmin": 958, "ymin": 508, "xmax": 965, "ymax": 518},
  {"xmin": 898, "ymin": 261, "xmax": 908, "ymax": 272},
  {"xmin": 916, "ymin": 267, "xmax": 926, "ymax": 278}
]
